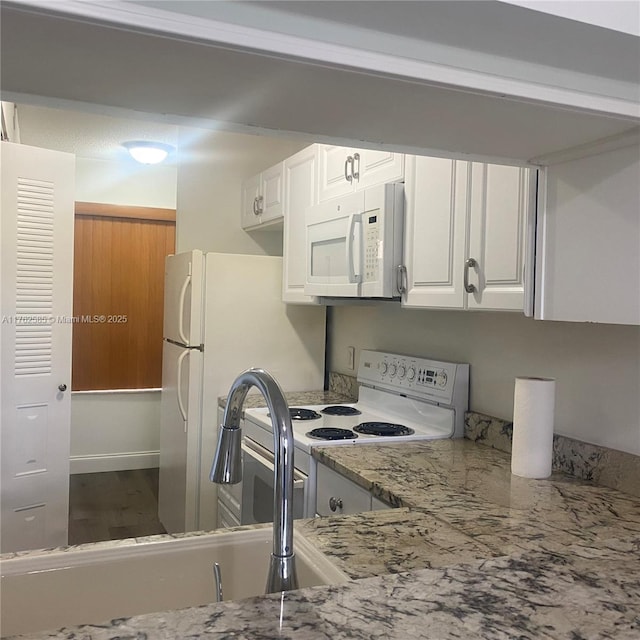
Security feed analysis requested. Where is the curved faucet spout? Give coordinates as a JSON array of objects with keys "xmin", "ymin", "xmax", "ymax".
[{"xmin": 210, "ymin": 368, "xmax": 298, "ymax": 594}]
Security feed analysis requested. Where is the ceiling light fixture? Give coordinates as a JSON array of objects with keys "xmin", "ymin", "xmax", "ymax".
[{"xmin": 123, "ymin": 140, "xmax": 174, "ymax": 165}]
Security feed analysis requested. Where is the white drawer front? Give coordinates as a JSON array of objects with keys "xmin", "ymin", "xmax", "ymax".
[{"xmin": 316, "ymin": 464, "xmax": 371, "ymax": 516}]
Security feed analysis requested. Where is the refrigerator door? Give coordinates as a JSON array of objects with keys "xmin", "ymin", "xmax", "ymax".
[
  {"xmin": 163, "ymin": 250, "xmax": 204, "ymax": 347},
  {"xmin": 158, "ymin": 340, "xmax": 203, "ymax": 533},
  {"xmin": 198, "ymin": 253, "xmax": 326, "ymax": 530}
]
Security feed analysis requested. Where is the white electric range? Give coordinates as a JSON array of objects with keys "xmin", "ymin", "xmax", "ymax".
[{"xmin": 238, "ymin": 350, "xmax": 469, "ymax": 521}]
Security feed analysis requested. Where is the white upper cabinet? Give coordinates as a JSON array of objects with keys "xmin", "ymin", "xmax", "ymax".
[
  {"xmin": 402, "ymin": 155, "xmax": 468, "ymax": 309},
  {"xmin": 282, "ymin": 145, "xmax": 321, "ymax": 304},
  {"xmin": 403, "ymin": 155, "xmax": 534, "ymax": 312},
  {"xmin": 317, "ymin": 145, "xmax": 404, "ymax": 202},
  {"xmin": 466, "ymin": 163, "xmax": 533, "ymax": 311},
  {"xmin": 535, "ymin": 141, "xmax": 640, "ymax": 325},
  {"xmin": 241, "ymin": 161, "xmax": 284, "ymax": 230}
]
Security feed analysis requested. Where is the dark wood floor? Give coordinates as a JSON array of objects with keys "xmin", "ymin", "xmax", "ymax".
[{"xmin": 68, "ymin": 468, "xmax": 166, "ymax": 545}]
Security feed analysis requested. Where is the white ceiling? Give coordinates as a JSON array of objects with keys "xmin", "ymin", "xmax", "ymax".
[
  {"xmin": 17, "ymin": 104, "xmax": 179, "ymax": 162},
  {"xmin": 2, "ymin": 1, "xmax": 638, "ymax": 164}
]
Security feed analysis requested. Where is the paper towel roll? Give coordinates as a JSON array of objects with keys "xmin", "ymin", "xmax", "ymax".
[{"xmin": 511, "ymin": 377, "xmax": 556, "ymax": 479}]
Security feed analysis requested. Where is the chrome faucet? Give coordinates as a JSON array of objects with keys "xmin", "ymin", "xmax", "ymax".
[{"xmin": 210, "ymin": 368, "xmax": 298, "ymax": 594}]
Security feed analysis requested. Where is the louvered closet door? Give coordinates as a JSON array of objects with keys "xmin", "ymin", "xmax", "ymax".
[{"xmin": 1, "ymin": 142, "xmax": 75, "ymax": 552}]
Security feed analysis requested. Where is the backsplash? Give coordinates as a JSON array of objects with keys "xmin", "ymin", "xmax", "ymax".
[
  {"xmin": 466, "ymin": 412, "xmax": 640, "ymax": 498},
  {"xmin": 328, "ymin": 372, "xmax": 639, "ymax": 498},
  {"xmin": 328, "ymin": 372, "xmax": 358, "ymax": 401}
]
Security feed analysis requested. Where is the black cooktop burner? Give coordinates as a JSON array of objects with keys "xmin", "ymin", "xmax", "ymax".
[
  {"xmin": 321, "ymin": 405, "xmax": 362, "ymax": 416},
  {"xmin": 353, "ymin": 422, "xmax": 415, "ymax": 437},
  {"xmin": 306, "ymin": 427, "xmax": 358, "ymax": 441},
  {"xmin": 289, "ymin": 408, "xmax": 322, "ymax": 421}
]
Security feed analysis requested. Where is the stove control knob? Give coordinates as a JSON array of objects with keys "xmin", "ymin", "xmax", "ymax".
[
  {"xmin": 398, "ymin": 365, "xmax": 406, "ymax": 379},
  {"xmin": 389, "ymin": 364, "xmax": 397, "ymax": 377},
  {"xmin": 329, "ymin": 497, "xmax": 343, "ymax": 512},
  {"xmin": 381, "ymin": 362, "xmax": 389, "ymax": 375},
  {"xmin": 407, "ymin": 367, "xmax": 416, "ymax": 381},
  {"xmin": 437, "ymin": 371, "xmax": 448, "ymax": 387}
]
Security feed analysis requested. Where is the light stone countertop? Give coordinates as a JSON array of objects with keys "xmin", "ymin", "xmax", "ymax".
[
  {"xmin": 218, "ymin": 389, "xmax": 353, "ymax": 410},
  {"xmin": 6, "ymin": 438, "xmax": 640, "ymax": 638}
]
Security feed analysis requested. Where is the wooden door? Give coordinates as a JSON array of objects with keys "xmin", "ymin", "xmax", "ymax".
[{"xmin": 0, "ymin": 142, "xmax": 75, "ymax": 552}]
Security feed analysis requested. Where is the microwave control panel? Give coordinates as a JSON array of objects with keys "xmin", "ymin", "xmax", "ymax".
[{"xmin": 364, "ymin": 213, "xmax": 380, "ymax": 282}]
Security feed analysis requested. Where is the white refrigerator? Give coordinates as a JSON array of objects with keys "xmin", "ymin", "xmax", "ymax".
[{"xmin": 159, "ymin": 250, "xmax": 326, "ymax": 533}]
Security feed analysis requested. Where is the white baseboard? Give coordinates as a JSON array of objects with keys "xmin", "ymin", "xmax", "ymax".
[{"xmin": 70, "ymin": 451, "xmax": 160, "ymax": 474}]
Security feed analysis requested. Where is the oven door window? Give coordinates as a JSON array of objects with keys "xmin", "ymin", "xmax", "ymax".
[{"xmin": 241, "ymin": 440, "xmax": 306, "ymax": 525}]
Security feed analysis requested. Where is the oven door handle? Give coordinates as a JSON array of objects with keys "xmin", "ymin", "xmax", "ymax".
[{"xmin": 242, "ymin": 440, "xmax": 306, "ymax": 487}]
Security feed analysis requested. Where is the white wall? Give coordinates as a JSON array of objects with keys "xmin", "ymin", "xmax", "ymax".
[
  {"xmin": 176, "ymin": 126, "xmax": 306, "ymax": 255},
  {"xmin": 70, "ymin": 391, "xmax": 161, "ymax": 473},
  {"xmin": 329, "ymin": 306, "xmax": 640, "ymax": 455},
  {"xmin": 75, "ymin": 156, "xmax": 177, "ymax": 208}
]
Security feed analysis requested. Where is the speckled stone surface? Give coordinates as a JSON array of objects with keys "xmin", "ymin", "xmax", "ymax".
[
  {"xmin": 218, "ymin": 389, "xmax": 352, "ymax": 410},
  {"xmin": 0, "ymin": 522, "xmax": 270, "ymax": 562},
  {"xmin": 313, "ymin": 441, "xmax": 640, "ymax": 555},
  {"xmin": 465, "ymin": 411, "xmax": 640, "ymax": 498},
  {"xmin": 328, "ymin": 372, "xmax": 358, "ymax": 401},
  {"xmin": 7, "ymin": 535, "xmax": 640, "ymax": 639},
  {"xmin": 6, "ymin": 440, "xmax": 640, "ymax": 640}
]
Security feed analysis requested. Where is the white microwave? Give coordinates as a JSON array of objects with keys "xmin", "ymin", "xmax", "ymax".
[{"xmin": 304, "ymin": 183, "xmax": 404, "ymax": 298}]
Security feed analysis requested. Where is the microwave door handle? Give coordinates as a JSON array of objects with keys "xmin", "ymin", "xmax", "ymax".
[{"xmin": 346, "ymin": 213, "xmax": 363, "ymax": 284}]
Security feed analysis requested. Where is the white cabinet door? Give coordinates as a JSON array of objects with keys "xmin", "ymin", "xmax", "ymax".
[
  {"xmin": 355, "ymin": 148, "xmax": 404, "ymax": 191},
  {"xmin": 371, "ymin": 496, "xmax": 391, "ymax": 511},
  {"xmin": 535, "ymin": 143, "xmax": 639, "ymax": 325},
  {"xmin": 403, "ymin": 155, "xmax": 468, "ymax": 309},
  {"xmin": 403, "ymin": 155, "xmax": 533, "ymax": 313},
  {"xmin": 318, "ymin": 145, "xmax": 405, "ymax": 202},
  {"xmin": 282, "ymin": 145, "xmax": 321, "ymax": 304},
  {"xmin": 260, "ymin": 161, "xmax": 284, "ymax": 224},
  {"xmin": 466, "ymin": 163, "xmax": 532, "ymax": 311},
  {"xmin": 317, "ymin": 145, "xmax": 356, "ymax": 202},
  {"xmin": 1, "ymin": 142, "xmax": 75, "ymax": 552},
  {"xmin": 241, "ymin": 163, "xmax": 285, "ymax": 230},
  {"xmin": 240, "ymin": 172, "xmax": 261, "ymax": 229},
  {"xmin": 315, "ymin": 464, "xmax": 372, "ymax": 516}
]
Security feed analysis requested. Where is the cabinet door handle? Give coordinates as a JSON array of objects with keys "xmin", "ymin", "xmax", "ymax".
[
  {"xmin": 329, "ymin": 497, "xmax": 343, "ymax": 512},
  {"xmin": 352, "ymin": 152, "xmax": 360, "ymax": 181},
  {"xmin": 464, "ymin": 258, "xmax": 478, "ymax": 293},
  {"xmin": 344, "ymin": 156, "xmax": 353, "ymax": 183},
  {"xmin": 396, "ymin": 264, "xmax": 407, "ymax": 294},
  {"xmin": 213, "ymin": 562, "xmax": 223, "ymax": 603},
  {"xmin": 252, "ymin": 197, "xmax": 259, "ymax": 215},
  {"xmin": 256, "ymin": 194, "xmax": 264, "ymax": 214}
]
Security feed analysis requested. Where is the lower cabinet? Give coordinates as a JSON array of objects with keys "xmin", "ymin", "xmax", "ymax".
[{"xmin": 315, "ymin": 463, "xmax": 390, "ymax": 516}]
